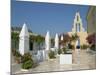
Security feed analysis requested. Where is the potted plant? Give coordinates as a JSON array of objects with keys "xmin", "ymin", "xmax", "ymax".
[
  {"xmin": 21, "ymin": 52, "xmax": 32, "ymax": 63},
  {"xmin": 48, "ymin": 50, "xmax": 56, "ymax": 61},
  {"xmin": 58, "ymin": 49, "xmax": 62, "ymax": 55},
  {"xmin": 22, "ymin": 59, "xmax": 33, "ymax": 69},
  {"xmin": 12, "ymin": 49, "xmax": 21, "ymax": 64},
  {"xmin": 21, "ymin": 53, "xmax": 38, "ymax": 70},
  {"xmin": 90, "ymin": 44, "xmax": 96, "ymax": 51},
  {"xmin": 60, "ymin": 48, "xmax": 72, "ymax": 64}
]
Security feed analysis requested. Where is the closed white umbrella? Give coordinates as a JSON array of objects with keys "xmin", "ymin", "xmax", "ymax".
[
  {"xmin": 45, "ymin": 31, "xmax": 51, "ymax": 51},
  {"xmin": 60, "ymin": 35, "xmax": 64, "ymax": 49},
  {"xmin": 45, "ymin": 31, "xmax": 51, "ymax": 60},
  {"xmin": 61, "ymin": 35, "xmax": 63, "ymax": 41},
  {"xmin": 55, "ymin": 33, "xmax": 59, "ymax": 49},
  {"xmin": 19, "ymin": 23, "xmax": 29, "ymax": 55}
]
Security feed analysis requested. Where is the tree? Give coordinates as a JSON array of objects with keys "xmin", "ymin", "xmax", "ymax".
[
  {"xmin": 59, "ymin": 34, "xmax": 71, "ymax": 48},
  {"xmin": 86, "ymin": 33, "xmax": 96, "ymax": 51},
  {"xmin": 35, "ymin": 35, "xmax": 44, "ymax": 50},
  {"xmin": 70, "ymin": 33, "xmax": 79, "ymax": 63},
  {"xmin": 86, "ymin": 33, "xmax": 96, "ymax": 45},
  {"xmin": 63, "ymin": 34, "xmax": 71, "ymax": 44},
  {"xmin": 11, "ymin": 32, "xmax": 19, "ymax": 50},
  {"xmin": 70, "ymin": 33, "xmax": 79, "ymax": 50},
  {"xmin": 51, "ymin": 38, "xmax": 54, "ymax": 48}
]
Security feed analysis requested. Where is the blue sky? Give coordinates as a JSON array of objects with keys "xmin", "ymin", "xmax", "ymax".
[{"xmin": 11, "ymin": 1, "xmax": 90, "ymax": 37}]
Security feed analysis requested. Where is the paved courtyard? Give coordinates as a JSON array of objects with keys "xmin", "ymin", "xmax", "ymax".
[{"xmin": 11, "ymin": 49, "xmax": 96, "ymax": 74}]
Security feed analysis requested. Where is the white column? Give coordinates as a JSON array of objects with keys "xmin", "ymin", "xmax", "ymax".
[
  {"xmin": 19, "ymin": 23, "xmax": 29, "ymax": 55},
  {"xmin": 55, "ymin": 33, "xmax": 59, "ymax": 50}
]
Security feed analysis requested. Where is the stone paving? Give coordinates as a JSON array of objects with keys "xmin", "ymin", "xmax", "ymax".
[{"xmin": 11, "ymin": 49, "xmax": 96, "ymax": 74}]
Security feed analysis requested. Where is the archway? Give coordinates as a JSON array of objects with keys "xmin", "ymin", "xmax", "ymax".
[
  {"xmin": 76, "ymin": 23, "xmax": 80, "ymax": 32},
  {"xmin": 76, "ymin": 38, "xmax": 80, "ymax": 49}
]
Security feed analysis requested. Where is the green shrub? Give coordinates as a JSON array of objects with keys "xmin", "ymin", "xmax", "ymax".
[
  {"xmin": 63, "ymin": 47, "xmax": 67, "ymax": 54},
  {"xmin": 12, "ymin": 49, "xmax": 21, "ymax": 57},
  {"xmin": 21, "ymin": 53, "xmax": 32, "ymax": 63},
  {"xmin": 81, "ymin": 44, "xmax": 89, "ymax": 49},
  {"xmin": 22, "ymin": 59, "xmax": 33, "ymax": 69},
  {"xmin": 21, "ymin": 52, "xmax": 38, "ymax": 69},
  {"xmin": 58, "ymin": 49, "xmax": 62, "ymax": 54},
  {"xmin": 15, "ymin": 51, "xmax": 21, "ymax": 57},
  {"xmin": 48, "ymin": 50, "xmax": 56, "ymax": 59},
  {"xmin": 90, "ymin": 44, "xmax": 96, "ymax": 51},
  {"xmin": 68, "ymin": 44, "xmax": 74, "ymax": 49},
  {"xmin": 62, "ymin": 48, "xmax": 72, "ymax": 54}
]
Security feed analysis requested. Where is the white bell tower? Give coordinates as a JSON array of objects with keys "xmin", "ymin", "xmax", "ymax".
[{"xmin": 72, "ymin": 12, "xmax": 85, "ymax": 33}]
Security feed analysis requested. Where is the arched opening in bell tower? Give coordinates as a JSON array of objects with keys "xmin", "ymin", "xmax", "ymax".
[{"xmin": 76, "ymin": 23, "xmax": 80, "ymax": 32}]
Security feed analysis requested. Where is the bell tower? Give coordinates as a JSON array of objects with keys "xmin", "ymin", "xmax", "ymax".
[{"xmin": 72, "ymin": 12, "xmax": 85, "ymax": 33}]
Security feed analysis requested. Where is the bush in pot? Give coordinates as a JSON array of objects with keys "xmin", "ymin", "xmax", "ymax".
[
  {"xmin": 15, "ymin": 51, "xmax": 21, "ymax": 57},
  {"xmin": 58, "ymin": 49, "xmax": 62, "ymax": 55},
  {"xmin": 48, "ymin": 50, "xmax": 56, "ymax": 59},
  {"xmin": 12, "ymin": 49, "xmax": 21, "ymax": 64},
  {"xmin": 12, "ymin": 49, "xmax": 21, "ymax": 57},
  {"xmin": 90, "ymin": 44, "xmax": 96, "ymax": 51},
  {"xmin": 22, "ymin": 59, "xmax": 33, "ymax": 69},
  {"xmin": 68, "ymin": 44, "xmax": 74, "ymax": 49},
  {"xmin": 21, "ymin": 52, "xmax": 32, "ymax": 63},
  {"xmin": 60, "ymin": 48, "xmax": 72, "ymax": 64},
  {"xmin": 21, "ymin": 52, "xmax": 37, "ymax": 69},
  {"xmin": 62, "ymin": 47, "xmax": 72, "ymax": 54},
  {"xmin": 62, "ymin": 47, "xmax": 67, "ymax": 54}
]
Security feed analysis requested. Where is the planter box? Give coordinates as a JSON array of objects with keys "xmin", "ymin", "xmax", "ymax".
[{"xmin": 60, "ymin": 54, "xmax": 72, "ymax": 64}]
